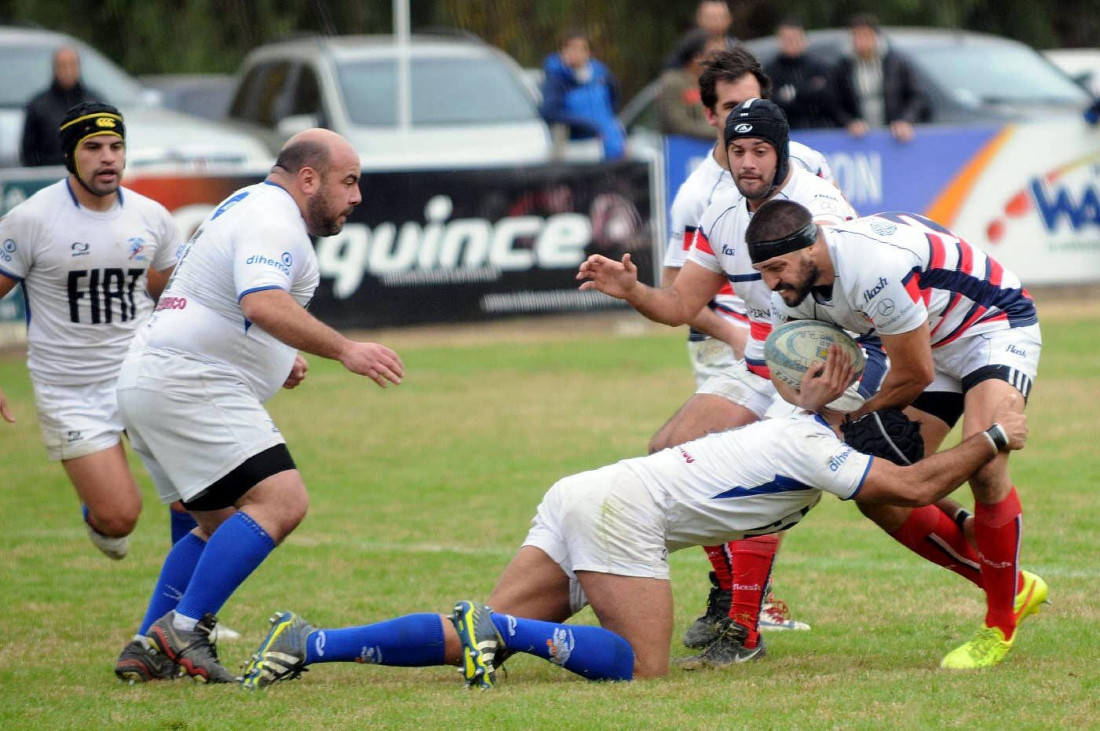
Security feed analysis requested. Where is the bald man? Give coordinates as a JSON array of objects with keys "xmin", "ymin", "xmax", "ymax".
[
  {"xmin": 113, "ymin": 129, "xmax": 405, "ymax": 684},
  {"xmin": 22, "ymin": 46, "xmax": 102, "ymax": 166}
]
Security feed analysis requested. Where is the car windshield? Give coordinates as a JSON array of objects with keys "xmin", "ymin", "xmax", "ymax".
[
  {"xmin": 909, "ymin": 42, "xmax": 1089, "ymax": 106},
  {"xmin": 337, "ymin": 56, "xmax": 538, "ymax": 126},
  {"xmin": 0, "ymin": 43, "xmax": 146, "ymax": 108}
]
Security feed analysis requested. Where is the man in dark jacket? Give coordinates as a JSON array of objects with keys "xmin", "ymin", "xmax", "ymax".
[
  {"xmin": 539, "ymin": 30, "xmax": 625, "ymax": 160},
  {"xmin": 21, "ymin": 47, "xmax": 103, "ymax": 166},
  {"xmin": 831, "ymin": 15, "xmax": 928, "ymax": 142},
  {"xmin": 764, "ymin": 17, "xmax": 836, "ymax": 129}
]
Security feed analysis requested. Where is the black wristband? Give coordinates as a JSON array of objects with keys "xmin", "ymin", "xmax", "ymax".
[{"xmin": 984, "ymin": 423, "xmax": 1009, "ymax": 451}]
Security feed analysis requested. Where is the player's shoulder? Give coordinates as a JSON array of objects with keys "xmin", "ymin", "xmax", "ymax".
[
  {"xmin": 788, "ymin": 141, "xmax": 831, "ymax": 180},
  {"xmin": 119, "ymin": 186, "xmax": 174, "ymax": 220},
  {"xmin": 0, "ymin": 180, "xmax": 69, "ymax": 233}
]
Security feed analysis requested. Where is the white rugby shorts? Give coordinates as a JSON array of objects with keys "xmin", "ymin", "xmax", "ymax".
[
  {"xmin": 687, "ymin": 338, "xmax": 740, "ymax": 388},
  {"xmin": 929, "ymin": 324, "xmax": 1042, "ymax": 394},
  {"xmin": 116, "ymin": 349, "xmax": 286, "ymax": 504},
  {"xmin": 523, "ymin": 463, "xmax": 670, "ymax": 613},
  {"xmin": 32, "ymin": 378, "xmax": 124, "ymax": 461},
  {"xmin": 695, "ymin": 359, "xmax": 777, "ymax": 418}
]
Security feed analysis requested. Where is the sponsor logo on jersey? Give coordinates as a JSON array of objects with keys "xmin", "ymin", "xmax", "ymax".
[
  {"xmin": 66, "ymin": 430, "xmax": 83, "ymax": 443},
  {"xmin": 828, "ymin": 447, "xmax": 853, "ymax": 472},
  {"xmin": 870, "ymin": 219, "xmax": 897, "ymax": 236},
  {"xmin": 0, "ymin": 238, "xmax": 13, "ymax": 263},
  {"xmin": 546, "ymin": 628, "xmax": 575, "ymax": 667},
  {"xmin": 862, "ymin": 276, "xmax": 889, "ymax": 303},
  {"xmin": 721, "ymin": 244, "xmax": 736, "ymax": 255},
  {"xmin": 246, "ymin": 252, "xmax": 293, "ymax": 275},
  {"xmin": 731, "ymin": 583, "xmax": 762, "ymax": 591},
  {"xmin": 876, "ymin": 298, "xmax": 896, "ymax": 317},
  {"xmin": 71, "ymin": 242, "xmax": 90, "ymax": 257},
  {"xmin": 127, "ymin": 237, "xmax": 148, "ymax": 261},
  {"xmin": 1005, "ymin": 344, "xmax": 1027, "ymax": 357},
  {"xmin": 155, "ymin": 296, "xmax": 187, "ymax": 312},
  {"xmin": 677, "ymin": 446, "xmax": 695, "ymax": 464}
]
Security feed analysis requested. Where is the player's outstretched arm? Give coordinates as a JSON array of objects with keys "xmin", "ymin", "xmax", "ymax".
[
  {"xmin": 577, "ymin": 255, "xmax": 723, "ymax": 327},
  {"xmin": 0, "ymin": 386, "xmax": 14, "ymax": 424},
  {"xmin": 240, "ymin": 288, "xmax": 403, "ymax": 388},
  {"xmin": 856, "ymin": 400, "xmax": 1027, "ymax": 506}
]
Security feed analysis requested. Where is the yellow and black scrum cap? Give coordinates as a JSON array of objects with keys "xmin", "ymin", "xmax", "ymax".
[{"xmin": 59, "ymin": 101, "xmax": 125, "ymax": 175}]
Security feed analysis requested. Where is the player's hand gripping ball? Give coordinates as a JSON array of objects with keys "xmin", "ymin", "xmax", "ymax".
[{"xmin": 764, "ymin": 320, "xmax": 865, "ymax": 389}]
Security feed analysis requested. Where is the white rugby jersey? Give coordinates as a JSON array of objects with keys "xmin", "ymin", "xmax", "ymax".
[
  {"xmin": 773, "ymin": 212, "xmax": 1038, "ymax": 347},
  {"xmin": 687, "ymin": 166, "xmax": 855, "ymax": 375},
  {"xmin": 622, "ymin": 412, "xmax": 872, "ymax": 551},
  {"xmin": 136, "ymin": 182, "xmax": 319, "ymax": 402},
  {"xmin": 0, "ymin": 180, "xmax": 179, "ymax": 386}
]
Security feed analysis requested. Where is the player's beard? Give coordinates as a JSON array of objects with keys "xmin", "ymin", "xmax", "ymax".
[
  {"xmin": 305, "ymin": 187, "xmax": 348, "ymax": 236},
  {"xmin": 734, "ymin": 172, "xmax": 774, "ymax": 201},
  {"xmin": 775, "ymin": 258, "xmax": 819, "ymax": 307}
]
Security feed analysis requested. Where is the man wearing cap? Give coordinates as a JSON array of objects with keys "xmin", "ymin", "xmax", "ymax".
[
  {"xmin": 0, "ymin": 102, "xmax": 187, "ymax": 560},
  {"xmin": 745, "ymin": 199, "xmax": 1047, "ymax": 669},
  {"xmin": 578, "ymin": 98, "xmax": 866, "ymax": 666}
]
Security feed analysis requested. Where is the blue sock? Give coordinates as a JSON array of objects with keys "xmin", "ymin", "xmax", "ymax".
[
  {"xmin": 175, "ymin": 511, "xmax": 275, "ymax": 620},
  {"xmin": 491, "ymin": 613, "xmax": 634, "ymax": 681},
  {"xmin": 170, "ymin": 508, "xmax": 198, "ymax": 545},
  {"xmin": 304, "ymin": 613, "xmax": 446, "ymax": 667},
  {"xmin": 138, "ymin": 532, "xmax": 206, "ymax": 635}
]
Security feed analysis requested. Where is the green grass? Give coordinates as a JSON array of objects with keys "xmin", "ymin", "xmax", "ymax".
[{"xmin": 1, "ymin": 307, "xmax": 1097, "ymax": 730}]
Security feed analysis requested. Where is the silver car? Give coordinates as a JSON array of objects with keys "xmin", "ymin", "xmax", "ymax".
[
  {"xmin": 225, "ymin": 33, "xmax": 553, "ymax": 169},
  {"xmin": 0, "ymin": 25, "xmax": 271, "ymax": 170}
]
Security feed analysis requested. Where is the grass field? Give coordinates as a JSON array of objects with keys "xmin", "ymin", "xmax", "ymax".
[{"xmin": 1, "ymin": 301, "xmax": 1097, "ymax": 730}]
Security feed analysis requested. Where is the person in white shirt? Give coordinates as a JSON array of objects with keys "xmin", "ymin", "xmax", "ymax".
[
  {"xmin": 660, "ymin": 49, "xmax": 843, "ymax": 644},
  {"xmin": 0, "ymin": 102, "xmax": 184, "ymax": 560},
  {"xmin": 237, "ymin": 352, "xmax": 1029, "ymax": 690},
  {"xmin": 584, "ymin": 98, "xmax": 868, "ymax": 658},
  {"xmin": 746, "ymin": 199, "xmax": 1045, "ymax": 669},
  {"xmin": 663, "ymin": 48, "xmax": 833, "ymax": 390},
  {"xmin": 112, "ymin": 128, "xmax": 405, "ymax": 685}
]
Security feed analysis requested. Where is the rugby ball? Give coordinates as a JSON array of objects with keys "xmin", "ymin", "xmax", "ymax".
[{"xmin": 764, "ymin": 320, "xmax": 865, "ymax": 389}]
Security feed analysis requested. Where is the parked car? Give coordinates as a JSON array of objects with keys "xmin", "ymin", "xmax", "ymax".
[
  {"xmin": 224, "ymin": 33, "xmax": 553, "ymax": 169},
  {"xmin": 139, "ymin": 73, "xmax": 236, "ymax": 121},
  {"xmin": 1042, "ymin": 48, "xmax": 1100, "ymax": 98},
  {"xmin": 0, "ymin": 25, "xmax": 271, "ymax": 169},
  {"xmin": 621, "ymin": 27, "xmax": 1091, "ymax": 142}
]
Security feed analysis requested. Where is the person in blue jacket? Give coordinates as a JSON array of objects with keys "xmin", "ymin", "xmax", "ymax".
[{"xmin": 540, "ymin": 30, "xmax": 626, "ymax": 160}]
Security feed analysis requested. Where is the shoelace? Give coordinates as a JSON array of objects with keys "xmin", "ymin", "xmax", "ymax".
[{"xmin": 966, "ymin": 627, "xmax": 1001, "ymax": 659}]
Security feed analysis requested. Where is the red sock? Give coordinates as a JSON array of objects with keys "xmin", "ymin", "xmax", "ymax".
[
  {"xmin": 974, "ymin": 487, "xmax": 1023, "ymax": 639},
  {"xmin": 703, "ymin": 544, "xmax": 733, "ymax": 591},
  {"xmin": 890, "ymin": 505, "xmax": 982, "ymax": 586},
  {"xmin": 727, "ymin": 535, "xmax": 779, "ymax": 649}
]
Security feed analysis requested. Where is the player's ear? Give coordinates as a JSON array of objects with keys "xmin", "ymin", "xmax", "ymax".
[{"xmin": 298, "ymin": 165, "xmax": 320, "ymax": 195}]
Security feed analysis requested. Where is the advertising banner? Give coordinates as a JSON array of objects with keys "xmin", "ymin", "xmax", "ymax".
[
  {"xmin": 1, "ymin": 160, "xmax": 655, "ymax": 337},
  {"xmin": 663, "ymin": 120, "xmax": 1100, "ymax": 285}
]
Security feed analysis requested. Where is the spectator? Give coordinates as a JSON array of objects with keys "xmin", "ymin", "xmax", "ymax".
[
  {"xmin": 831, "ymin": 14, "xmax": 928, "ymax": 143},
  {"xmin": 656, "ymin": 29, "xmax": 725, "ymax": 139},
  {"xmin": 539, "ymin": 30, "xmax": 626, "ymax": 161},
  {"xmin": 663, "ymin": 0, "xmax": 738, "ymax": 70},
  {"xmin": 765, "ymin": 16, "xmax": 836, "ymax": 129},
  {"xmin": 21, "ymin": 47, "xmax": 102, "ymax": 166}
]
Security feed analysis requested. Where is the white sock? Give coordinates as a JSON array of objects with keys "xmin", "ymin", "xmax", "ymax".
[{"xmin": 172, "ymin": 612, "xmax": 200, "ymax": 633}]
